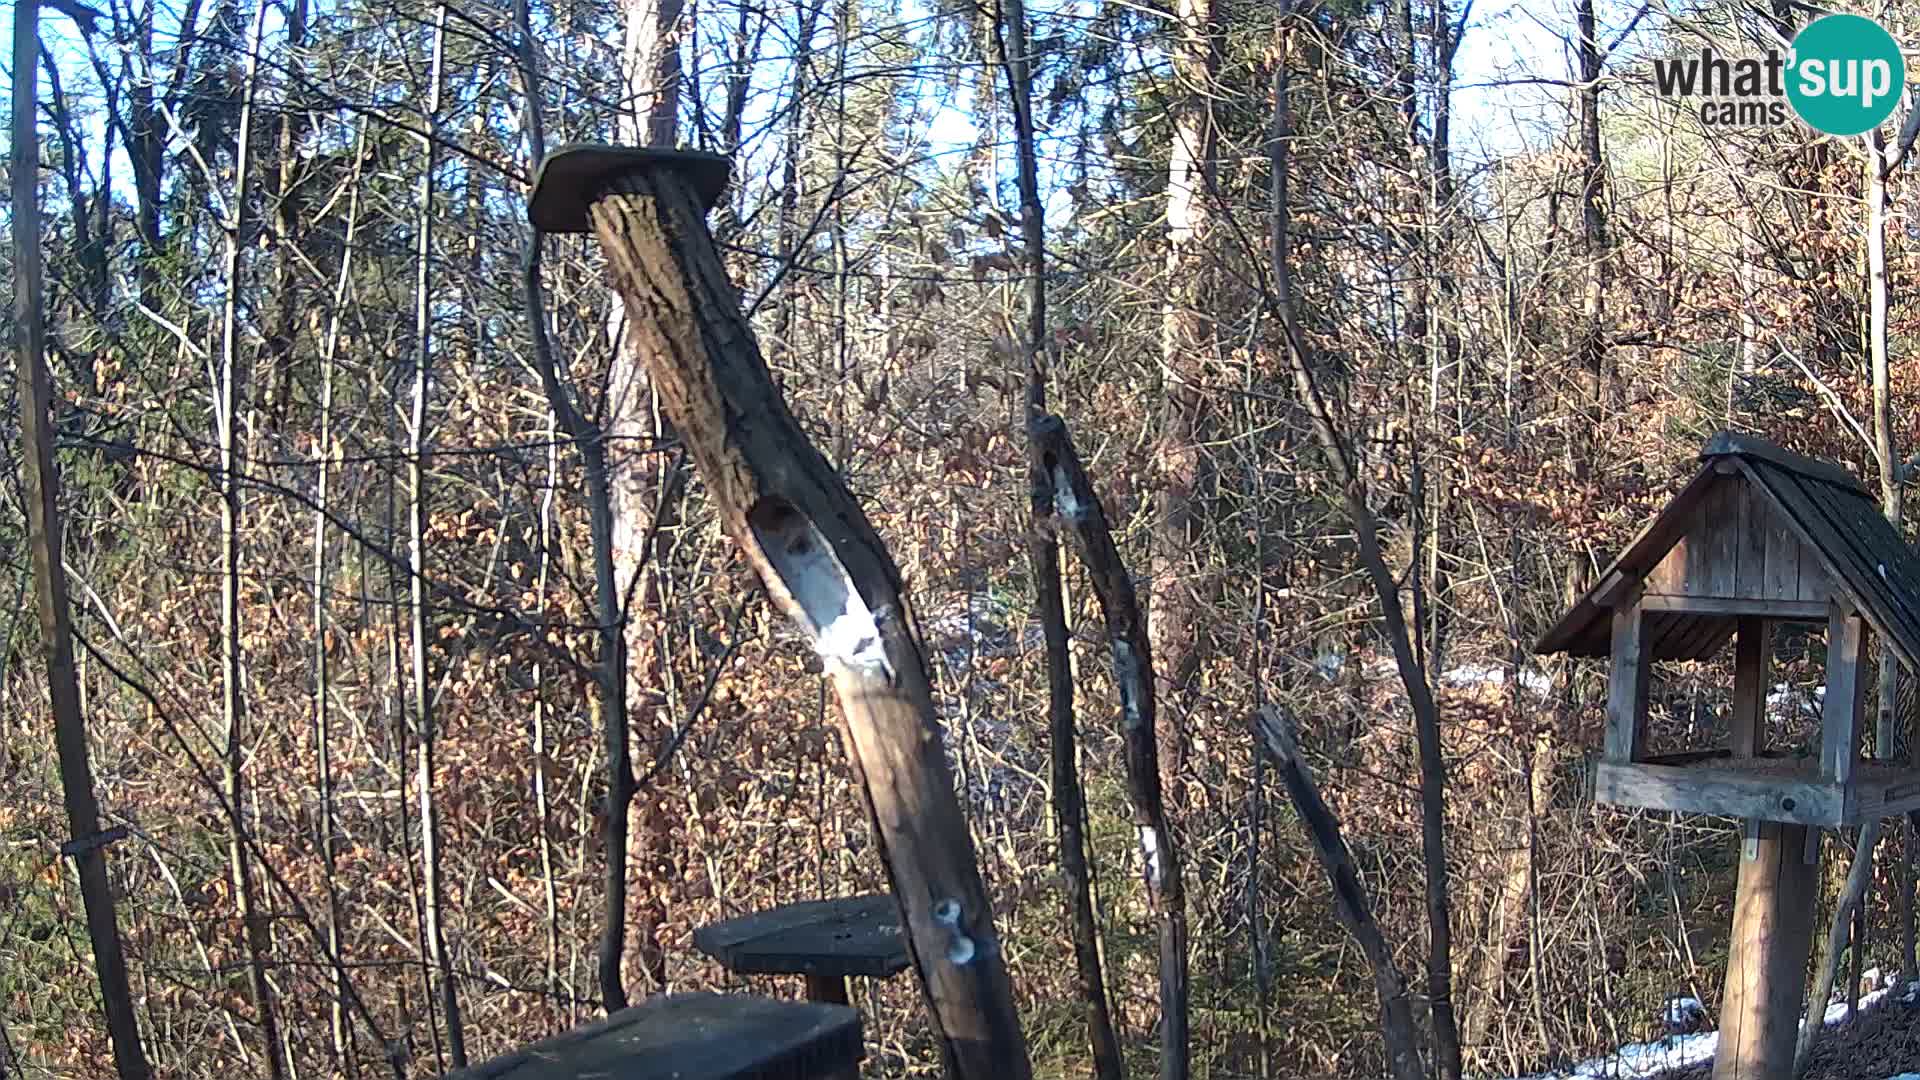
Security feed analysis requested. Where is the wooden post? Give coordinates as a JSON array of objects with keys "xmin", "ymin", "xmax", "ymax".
[
  {"xmin": 1731, "ymin": 617, "xmax": 1770, "ymax": 759},
  {"xmin": 1605, "ymin": 602, "xmax": 1650, "ymax": 762},
  {"xmin": 1714, "ymin": 821, "xmax": 1821, "ymax": 1080},
  {"xmin": 528, "ymin": 146, "xmax": 1031, "ymax": 1080},
  {"xmin": 1823, "ymin": 601, "xmax": 1867, "ymax": 786}
]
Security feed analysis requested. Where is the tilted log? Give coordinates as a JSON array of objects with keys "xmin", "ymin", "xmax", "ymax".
[
  {"xmin": 528, "ymin": 145, "xmax": 1030, "ymax": 1080},
  {"xmin": 1255, "ymin": 706, "xmax": 1423, "ymax": 1080},
  {"xmin": 1030, "ymin": 413, "xmax": 1189, "ymax": 1079}
]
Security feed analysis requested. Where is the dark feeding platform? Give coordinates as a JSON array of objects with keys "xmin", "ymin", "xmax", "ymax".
[
  {"xmin": 694, "ymin": 894, "xmax": 910, "ymax": 1005},
  {"xmin": 442, "ymin": 992, "xmax": 861, "ymax": 1080},
  {"xmin": 527, "ymin": 143, "xmax": 730, "ymax": 232}
]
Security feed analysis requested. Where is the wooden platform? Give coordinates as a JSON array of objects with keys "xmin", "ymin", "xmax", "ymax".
[
  {"xmin": 442, "ymin": 992, "xmax": 862, "ymax": 1080},
  {"xmin": 1596, "ymin": 752, "xmax": 1920, "ymax": 827},
  {"xmin": 694, "ymin": 895, "xmax": 910, "ymax": 980}
]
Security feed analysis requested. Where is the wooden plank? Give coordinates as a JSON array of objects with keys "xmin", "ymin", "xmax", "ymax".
[
  {"xmin": 1797, "ymin": 547, "xmax": 1835, "ymax": 605},
  {"xmin": 1685, "ymin": 479, "xmax": 1740, "ymax": 597},
  {"xmin": 444, "ymin": 992, "xmax": 863, "ymax": 1080},
  {"xmin": 1593, "ymin": 761, "xmax": 1842, "ymax": 825},
  {"xmin": 1606, "ymin": 604, "xmax": 1651, "ymax": 763},
  {"xmin": 1637, "ymin": 596, "xmax": 1826, "ymax": 620},
  {"xmin": 1736, "ymin": 480, "xmax": 1770, "ymax": 597},
  {"xmin": 1713, "ymin": 821, "xmax": 1822, "ymax": 1080},
  {"xmin": 1762, "ymin": 500, "xmax": 1803, "ymax": 601},
  {"xmin": 1732, "ymin": 617, "xmax": 1771, "ymax": 758},
  {"xmin": 1854, "ymin": 769, "xmax": 1920, "ymax": 821},
  {"xmin": 1823, "ymin": 602, "xmax": 1867, "ymax": 787},
  {"xmin": 692, "ymin": 895, "xmax": 909, "ymax": 979},
  {"xmin": 1648, "ymin": 542, "xmax": 1687, "ymax": 595}
]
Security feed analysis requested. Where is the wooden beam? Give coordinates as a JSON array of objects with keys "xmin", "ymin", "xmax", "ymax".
[
  {"xmin": 1824, "ymin": 602, "xmax": 1868, "ymax": 787},
  {"xmin": 1732, "ymin": 617, "xmax": 1771, "ymax": 758},
  {"xmin": 531, "ymin": 148, "xmax": 1031, "ymax": 1080},
  {"xmin": 1592, "ymin": 762, "xmax": 1843, "ymax": 827},
  {"xmin": 1713, "ymin": 822, "xmax": 1821, "ymax": 1080},
  {"xmin": 1606, "ymin": 603, "xmax": 1651, "ymax": 763},
  {"xmin": 1638, "ymin": 596, "xmax": 1827, "ymax": 620}
]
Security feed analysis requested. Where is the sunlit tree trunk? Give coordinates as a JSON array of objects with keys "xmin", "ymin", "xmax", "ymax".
[
  {"xmin": 408, "ymin": 5, "xmax": 466, "ymax": 1065},
  {"xmin": 217, "ymin": 3, "xmax": 287, "ymax": 1073},
  {"xmin": 1151, "ymin": 0, "xmax": 1219, "ymax": 812}
]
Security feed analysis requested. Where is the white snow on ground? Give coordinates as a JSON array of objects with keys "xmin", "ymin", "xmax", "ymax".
[
  {"xmin": 1440, "ymin": 662, "xmax": 1555, "ymax": 698},
  {"xmin": 1504, "ymin": 984, "xmax": 1913, "ymax": 1080}
]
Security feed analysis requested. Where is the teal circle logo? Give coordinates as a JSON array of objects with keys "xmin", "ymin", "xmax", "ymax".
[{"xmin": 1786, "ymin": 15, "xmax": 1905, "ymax": 136}]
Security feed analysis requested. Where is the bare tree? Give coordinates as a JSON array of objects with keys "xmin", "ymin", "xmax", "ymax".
[
  {"xmin": 12, "ymin": 4, "xmax": 153, "ymax": 1075},
  {"xmin": 216, "ymin": 2, "xmax": 288, "ymax": 1071},
  {"xmin": 408, "ymin": 4, "xmax": 467, "ymax": 1065},
  {"xmin": 992, "ymin": 0, "xmax": 1123, "ymax": 1074}
]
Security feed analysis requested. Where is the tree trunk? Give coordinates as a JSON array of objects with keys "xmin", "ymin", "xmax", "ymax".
[
  {"xmin": 12, "ymin": 7, "xmax": 153, "ymax": 1076},
  {"xmin": 408, "ymin": 6, "xmax": 465, "ymax": 1065},
  {"xmin": 1269, "ymin": 9, "xmax": 1462, "ymax": 1076},
  {"xmin": 1257, "ymin": 707, "xmax": 1426, "ymax": 1080},
  {"xmin": 606, "ymin": 0, "xmax": 689, "ymax": 1004},
  {"xmin": 575, "ymin": 159, "xmax": 1033, "ymax": 1078},
  {"xmin": 993, "ymin": 0, "xmax": 1123, "ymax": 1074},
  {"xmin": 1150, "ymin": 0, "xmax": 1221, "ymax": 807},
  {"xmin": 1034, "ymin": 416, "xmax": 1190, "ymax": 1080},
  {"xmin": 311, "ymin": 116, "xmax": 369, "ymax": 1072},
  {"xmin": 217, "ymin": 3, "xmax": 287, "ymax": 1072},
  {"xmin": 1798, "ymin": 821, "xmax": 1882, "ymax": 1074}
]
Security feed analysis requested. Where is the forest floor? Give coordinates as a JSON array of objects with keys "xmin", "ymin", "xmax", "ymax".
[
  {"xmin": 1508, "ymin": 984, "xmax": 1920, "ymax": 1079},
  {"xmin": 1652, "ymin": 988, "xmax": 1920, "ymax": 1080}
]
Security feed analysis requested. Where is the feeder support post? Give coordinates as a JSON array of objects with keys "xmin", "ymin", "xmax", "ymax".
[{"xmin": 528, "ymin": 145, "xmax": 1032, "ymax": 1080}]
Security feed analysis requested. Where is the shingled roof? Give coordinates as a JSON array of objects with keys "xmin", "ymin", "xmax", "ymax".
[{"xmin": 1535, "ymin": 432, "xmax": 1920, "ymax": 668}]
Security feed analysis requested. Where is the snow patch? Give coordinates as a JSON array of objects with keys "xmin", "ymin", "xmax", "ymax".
[
  {"xmin": 1504, "ymin": 983, "xmax": 1912, "ymax": 1080},
  {"xmin": 1440, "ymin": 662, "xmax": 1554, "ymax": 698}
]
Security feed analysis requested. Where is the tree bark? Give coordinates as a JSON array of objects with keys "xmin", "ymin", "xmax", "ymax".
[
  {"xmin": 992, "ymin": 0, "xmax": 1123, "ymax": 1074},
  {"xmin": 408, "ymin": 6, "xmax": 465, "ymax": 1065},
  {"xmin": 1150, "ymin": 0, "xmax": 1221, "ymax": 807},
  {"xmin": 311, "ymin": 116, "xmax": 368, "ymax": 1072},
  {"xmin": 579, "ymin": 160, "xmax": 1033, "ymax": 1079},
  {"xmin": 12, "ymin": 6, "xmax": 153, "ymax": 1075},
  {"xmin": 1033, "ymin": 415, "xmax": 1190, "ymax": 1080},
  {"xmin": 217, "ymin": 3, "xmax": 287, "ymax": 1072},
  {"xmin": 1256, "ymin": 707, "xmax": 1426, "ymax": 1080},
  {"xmin": 1269, "ymin": 9, "xmax": 1462, "ymax": 1076},
  {"xmin": 607, "ymin": 0, "xmax": 688, "ymax": 1003}
]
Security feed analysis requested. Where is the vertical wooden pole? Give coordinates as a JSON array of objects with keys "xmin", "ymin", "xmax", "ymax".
[
  {"xmin": 1731, "ymin": 617, "xmax": 1770, "ymax": 758},
  {"xmin": 1605, "ymin": 603, "xmax": 1650, "ymax": 762},
  {"xmin": 1823, "ymin": 603, "xmax": 1867, "ymax": 786},
  {"xmin": 1714, "ymin": 822, "xmax": 1821, "ymax": 1080}
]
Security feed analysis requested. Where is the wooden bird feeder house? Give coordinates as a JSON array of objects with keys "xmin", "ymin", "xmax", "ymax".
[
  {"xmin": 1538, "ymin": 431, "xmax": 1920, "ymax": 825},
  {"xmin": 1537, "ymin": 430, "xmax": 1920, "ymax": 1080}
]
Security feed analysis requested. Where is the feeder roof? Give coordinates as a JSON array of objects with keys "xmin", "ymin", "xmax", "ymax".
[{"xmin": 1535, "ymin": 432, "xmax": 1920, "ymax": 667}]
